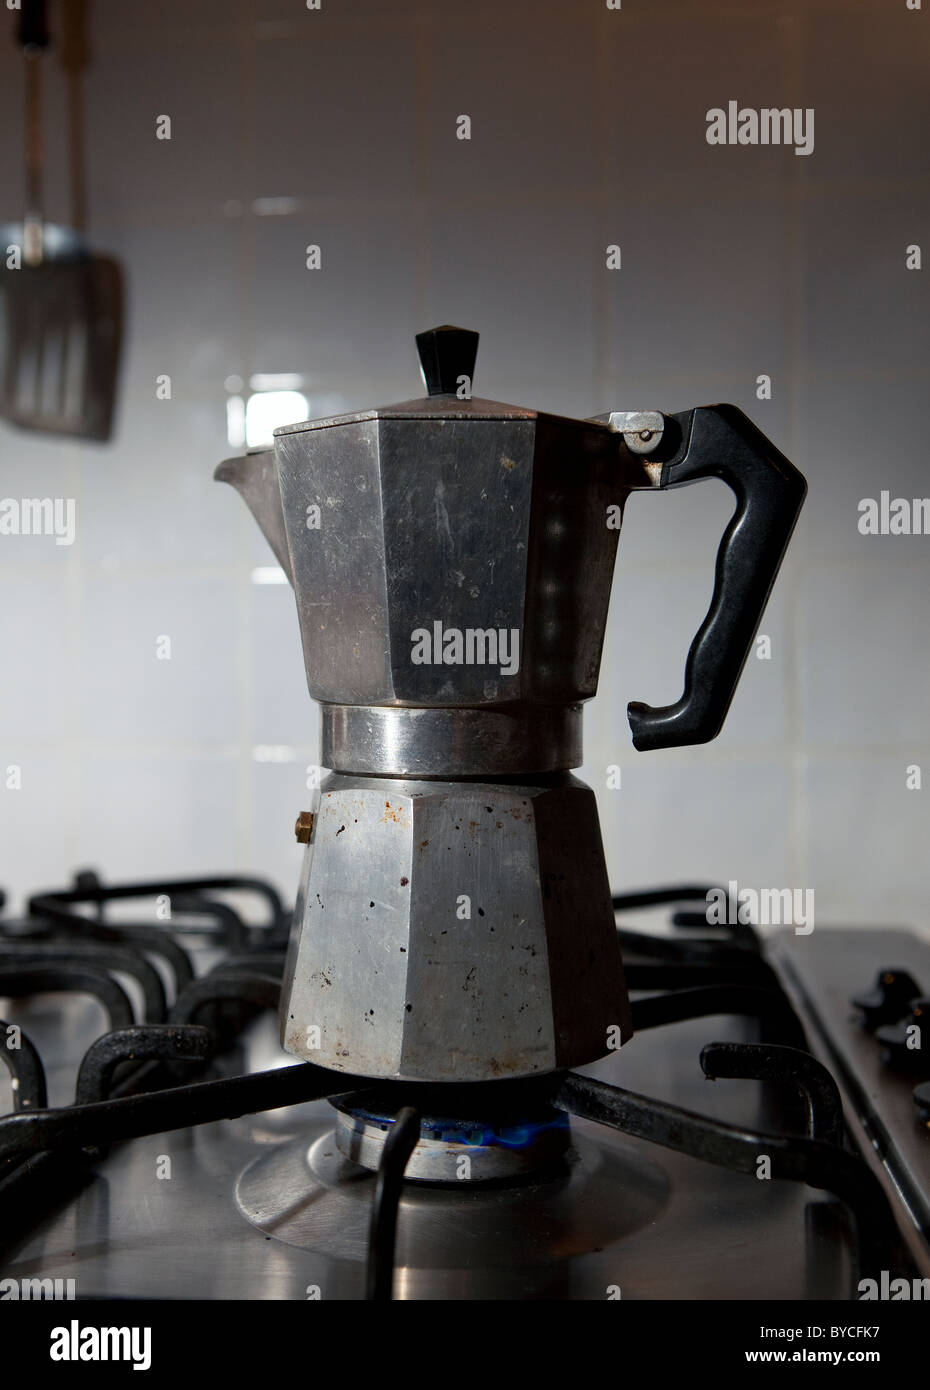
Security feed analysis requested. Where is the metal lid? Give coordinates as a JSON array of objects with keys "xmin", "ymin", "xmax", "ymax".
[{"xmin": 275, "ymin": 325, "xmax": 554, "ymax": 437}]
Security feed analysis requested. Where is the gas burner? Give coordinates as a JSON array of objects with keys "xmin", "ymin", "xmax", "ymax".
[{"xmin": 331, "ymin": 1081, "xmax": 571, "ymax": 1182}]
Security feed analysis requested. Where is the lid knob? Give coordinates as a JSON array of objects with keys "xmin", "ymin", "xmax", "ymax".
[{"xmin": 416, "ymin": 325, "xmax": 479, "ymax": 396}]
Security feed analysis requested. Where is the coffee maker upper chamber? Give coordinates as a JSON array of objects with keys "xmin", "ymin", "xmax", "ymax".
[{"xmin": 216, "ymin": 326, "xmax": 806, "ymax": 1082}]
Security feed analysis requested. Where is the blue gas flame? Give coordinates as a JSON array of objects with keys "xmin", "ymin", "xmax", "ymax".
[{"xmin": 424, "ymin": 1112, "xmax": 569, "ymax": 1150}]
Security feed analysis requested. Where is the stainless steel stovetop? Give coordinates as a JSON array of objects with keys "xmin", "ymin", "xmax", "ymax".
[{"xmin": 1, "ymin": 876, "xmax": 928, "ymax": 1301}]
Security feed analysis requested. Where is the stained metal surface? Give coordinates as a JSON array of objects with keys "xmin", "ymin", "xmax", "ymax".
[{"xmin": 281, "ymin": 772, "xmax": 629, "ymax": 1081}]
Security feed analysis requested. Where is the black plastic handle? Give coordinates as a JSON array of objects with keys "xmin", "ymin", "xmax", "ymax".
[{"xmin": 627, "ymin": 404, "xmax": 806, "ymax": 751}]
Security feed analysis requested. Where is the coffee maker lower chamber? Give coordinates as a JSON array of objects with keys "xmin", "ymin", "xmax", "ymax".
[{"xmin": 281, "ymin": 759, "xmax": 631, "ymax": 1082}]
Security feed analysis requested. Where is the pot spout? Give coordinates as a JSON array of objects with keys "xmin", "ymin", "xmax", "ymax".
[{"xmin": 214, "ymin": 449, "xmax": 293, "ymax": 584}]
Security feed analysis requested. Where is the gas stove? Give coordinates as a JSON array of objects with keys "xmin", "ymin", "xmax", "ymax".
[{"xmin": 2, "ymin": 872, "xmax": 927, "ymax": 1304}]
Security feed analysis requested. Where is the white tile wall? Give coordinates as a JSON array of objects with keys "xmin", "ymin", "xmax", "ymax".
[
  {"xmin": 593, "ymin": 757, "xmax": 794, "ymax": 894},
  {"xmin": 70, "ymin": 753, "xmax": 241, "ymax": 882},
  {"xmin": 800, "ymin": 554, "xmax": 930, "ymax": 748},
  {"xmin": 804, "ymin": 757, "xmax": 930, "ymax": 925},
  {"xmin": 77, "ymin": 571, "xmax": 241, "ymax": 744},
  {"xmin": 0, "ymin": 0, "xmax": 927, "ymax": 939}
]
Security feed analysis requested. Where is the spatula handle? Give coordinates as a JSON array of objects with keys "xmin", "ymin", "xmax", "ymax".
[{"xmin": 19, "ymin": 1, "xmax": 49, "ymax": 265}]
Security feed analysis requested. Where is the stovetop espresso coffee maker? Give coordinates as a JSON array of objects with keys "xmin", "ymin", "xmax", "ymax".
[{"xmin": 217, "ymin": 326, "xmax": 806, "ymax": 1083}]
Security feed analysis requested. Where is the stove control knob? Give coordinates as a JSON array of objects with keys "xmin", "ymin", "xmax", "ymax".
[
  {"xmin": 913, "ymin": 1081, "xmax": 930, "ymax": 1126},
  {"xmin": 875, "ymin": 996, "xmax": 929, "ymax": 1073},
  {"xmin": 416, "ymin": 325, "xmax": 479, "ymax": 397},
  {"xmin": 852, "ymin": 969, "xmax": 923, "ymax": 1030}
]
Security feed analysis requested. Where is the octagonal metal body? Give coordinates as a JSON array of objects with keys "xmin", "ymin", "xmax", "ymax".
[
  {"xmin": 273, "ymin": 404, "xmax": 622, "ymax": 708},
  {"xmin": 281, "ymin": 772, "xmax": 631, "ymax": 1082}
]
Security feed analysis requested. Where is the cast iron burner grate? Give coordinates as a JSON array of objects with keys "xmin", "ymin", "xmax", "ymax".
[{"xmin": 0, "ymin": 872, "xmax": 913, "ymax": 1300}]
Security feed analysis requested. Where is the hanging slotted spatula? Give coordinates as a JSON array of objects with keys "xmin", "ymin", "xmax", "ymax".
[{"xmin": 0, "ymin": 0, "xmax": 123, "ymax": 441}]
